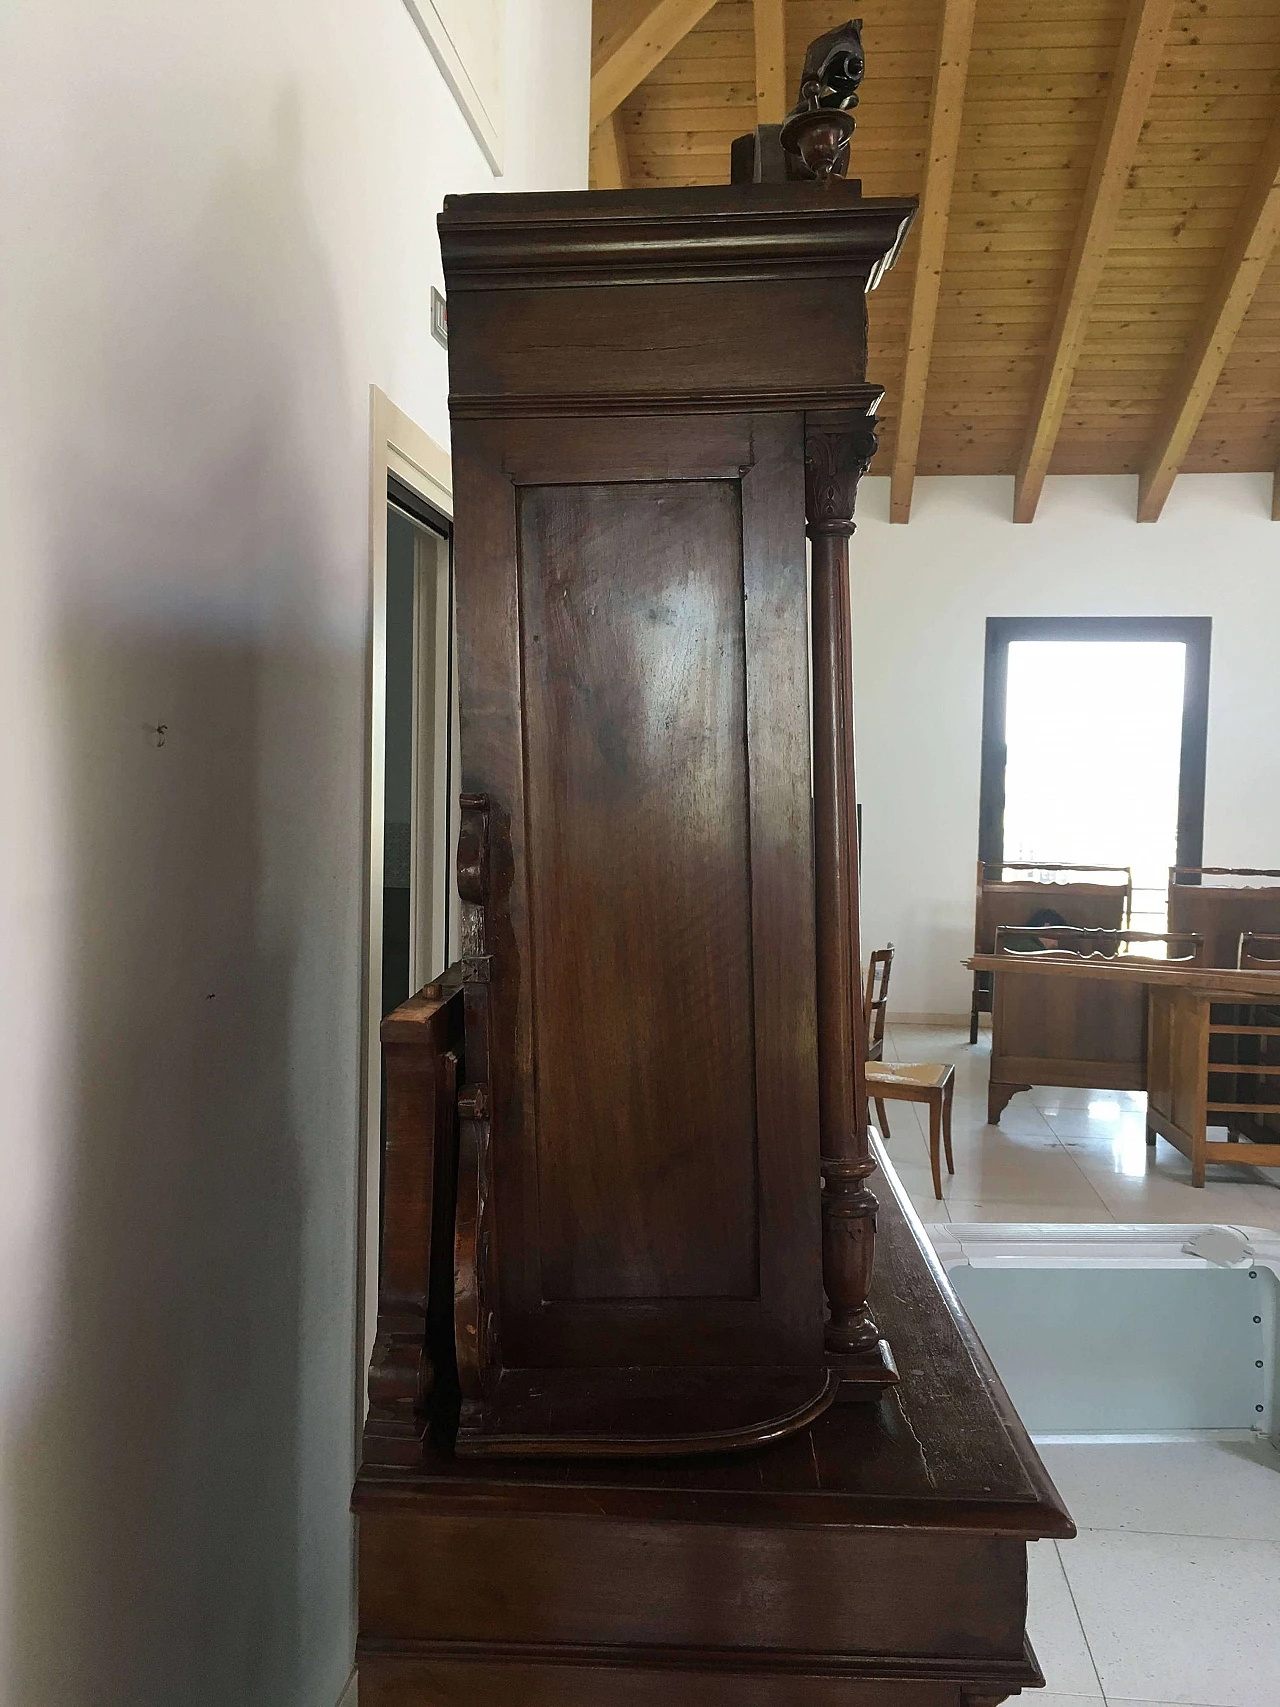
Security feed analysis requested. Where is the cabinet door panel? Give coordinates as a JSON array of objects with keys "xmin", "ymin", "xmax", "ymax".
[
  {"xmin": 452, "ymin": 414, "xmax": 821, "ymax": 1368},
  {"xmin": 520, "ymin": 481, "xmax": 759, "ymax": 1303}
]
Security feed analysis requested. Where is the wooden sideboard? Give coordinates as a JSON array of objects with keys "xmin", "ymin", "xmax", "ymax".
[{"xmin": 354, "ymin": 1142, "xmax": 1073, "ymax": 1707}]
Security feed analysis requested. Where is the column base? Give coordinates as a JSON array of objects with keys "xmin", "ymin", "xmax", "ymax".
[{"xmin": 828, "ymin": 1336, "xmax": 900, "ymax": 1401}]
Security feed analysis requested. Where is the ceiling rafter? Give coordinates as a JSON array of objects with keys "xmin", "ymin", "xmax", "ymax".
[
  {"xmin": 888, "ymin": 0, "xmax": 979, "ymax": 525},
  {"xmin": 1137, "ymin": 107, "xmax": 1280, "ymax": 522},
  {"xmin": 752, "ymin": 0, "xmax": 787, "ymax": 127},
  {"xmin": 591, "ymin": 109, "xmax": 632, "ymax": 189},
  {"xmin": 591, "ymin": 0, "xmax": 721, "ymax": 129},
  {"xmin": 1012, "ymin": 0, "xmax": 1176, "ymax": 525}
]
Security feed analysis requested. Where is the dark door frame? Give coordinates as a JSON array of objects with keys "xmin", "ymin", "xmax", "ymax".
[
  {"xmin": 386, "ymin": 471, "xmax": 455, "ymax": 961},
  {"xmin": 977, "ymin": 615, "xmax": 1211, "ymax": 872}
]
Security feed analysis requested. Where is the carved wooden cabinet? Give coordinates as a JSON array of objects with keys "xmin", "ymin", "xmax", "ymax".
[
  {"xmin": 355, "ymin": 42, "xmax": 1074, "ymax": 1703},
  {"xmin": 434, "ymin": 179, "xmax": 912, "ymax": 1457}
]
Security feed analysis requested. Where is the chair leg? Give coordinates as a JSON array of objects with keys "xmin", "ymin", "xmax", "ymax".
[
  {"xmin": 874, "ymin": 1098, "xmax": 890, "ymax": 1140},
  {"xmin": 943, "ymin": 1079, "xmax": 955, "ymax": 1176},
  {"xmin": 928, "ymin": 1094, "xmax": 943, "ymax": 1200},
  {"xmin": 969, "ymin": 977, "xmax": 980, "ymax": 1046}
]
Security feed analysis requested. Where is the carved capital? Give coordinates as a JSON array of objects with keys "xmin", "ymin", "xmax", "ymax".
[{"xmin": 804, "ymin": 414, "xmax": 879, "ymax": 537}]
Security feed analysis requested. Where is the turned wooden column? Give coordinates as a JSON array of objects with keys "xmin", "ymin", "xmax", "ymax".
[{"xmin": 805, "ymin": 408, "xmax": 897, "ymax": 1394}]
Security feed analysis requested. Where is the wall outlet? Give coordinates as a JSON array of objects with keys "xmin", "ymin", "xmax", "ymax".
[{"xmin": 431, "ymin": 287, "xmax": 448, "ymax": 349}]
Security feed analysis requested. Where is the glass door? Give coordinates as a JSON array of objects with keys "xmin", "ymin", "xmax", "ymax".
[{"xmin": 979, "ymin": 617, "xmax": 1210, "ymax": 936}]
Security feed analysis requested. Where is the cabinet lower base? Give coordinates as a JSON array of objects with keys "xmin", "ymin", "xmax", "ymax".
[
  {"xmin": 355, "ymin": 1639, "xmax": 1041, "ymax": 1707},
  {"xmin": 455, "ymin": 1364, "xmax": 839, "ymax": 1457}
]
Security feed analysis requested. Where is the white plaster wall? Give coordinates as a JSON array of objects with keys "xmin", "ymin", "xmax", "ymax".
[
  {"xmin": 0, "ymin": 2, "xmax": 589, "ymax": 1704},
  {"xmin": 851, "ymin": 474, "xmax": 1280, "ymax": 1020}
]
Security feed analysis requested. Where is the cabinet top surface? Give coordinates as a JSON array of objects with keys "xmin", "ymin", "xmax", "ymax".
[
  {"xmin": 438, "ymin": 184, "xmax": 917, "ymax": 294},
  {"xmin": 355, "ymin": 1150, "xmax": 1072, "ymax": 1542},
  {"xmin": 441, "ymin": 183, "xmax": 916, "ymax": 226}
]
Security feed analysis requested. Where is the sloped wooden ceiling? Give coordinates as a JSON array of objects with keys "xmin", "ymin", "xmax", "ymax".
[{"xmin": 590, "ymin": 0, "xmax": 1280, "ymax": 521}]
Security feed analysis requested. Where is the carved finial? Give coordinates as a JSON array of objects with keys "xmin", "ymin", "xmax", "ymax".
[{"xmin": 780, "ymin": 20, "xmax": 865, "ymax": 181}]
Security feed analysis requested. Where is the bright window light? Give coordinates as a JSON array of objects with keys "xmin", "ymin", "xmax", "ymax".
[{"xmin": 1003, "ymin": 640, "xmax": 1187, "ymax": 937}]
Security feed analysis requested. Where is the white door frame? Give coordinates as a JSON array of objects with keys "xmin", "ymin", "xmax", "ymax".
[{"xmin": 357, "ymin": 386, "xmax": 453, "ymax": 1438}]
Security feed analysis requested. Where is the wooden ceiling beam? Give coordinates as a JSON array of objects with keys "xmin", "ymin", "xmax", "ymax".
[
  {"xmin": 753, "ymin": 0, "xmax": 787, "ymax": 126},
  {"xmin": 1012, "ymin": 0, "xmax": 1175, "ymax": 524},
  {"xmin": 1137, "ymin": 107, "xmax": 1280, "ymax": 522},
  {"xmin": 591, "ymin": 110, "xmax": 633, "ymax": 190},
  {"xmin": 591, "ymin": 0, "xmax": 721, "ymax": 129},
  {"xmin": 888, "ymin": 0, "xmax": 979, "ymax": 524}
]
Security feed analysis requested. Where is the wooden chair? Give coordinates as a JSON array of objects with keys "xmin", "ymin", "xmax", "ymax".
[
  {"xmin": 1169, "ymin": 868, "xmax": 1280, "ymax": 968},
  {"xmin": 1240, "ymin": 932, "xmax": 1280, "ymax": 969},
  {"xmin": 863, "ymin": 943, "xmax": 893, "ymax": 1134},
  {"xmin": 862, "ymin": 942, "xmax": 955, "ymax": 1199},
  {"xmin": 970, "ymin": 860, "xmax": 1131, "ymax": 1043},
  {"xmin": 864, "ymin": 943, "xmax": 893, "ymax": 1063},
  {"xmin": 865, "ymin": 1061, "xmax": 956, "ymax": 1199}
]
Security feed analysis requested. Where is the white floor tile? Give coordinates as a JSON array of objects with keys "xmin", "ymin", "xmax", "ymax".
[
  {"xmin": 940, "ymin": 1198, "xmax": 1116, "ymax": 1223},
  {"xmin": 1033, "ymin": 1087, "xmax": 1147, "ymax": 1114},
  {"xmin": 1044, "ymin": 1109, "xmax": 1152, "ymax": 1144},
  {"xmin": 1030, "ymin": 1693, "xmax": 1112, "ymax": 1707},
  {"xmin": 1059, "ymin": 1529, "xmax": 1280, "ymax": 1707},
  {"xmin": 1031, "ymin": 1697, "xmax": 1110, "ymax": 1707},
  {"xmin": 982, "ymin": 1101, "xmax": 1060, "ymax": 1135},
  {"xmin": 1104, "ymin": 1699, "xmax": 1226, "ymax": 1706},
  {"xmin": 1027, "ymin": 1540, "xmax": 1105, "ymax": 1698},
  {"xmin": 1037, "ymin": 1440, "xmax": 1280, "ymax": 1543}
]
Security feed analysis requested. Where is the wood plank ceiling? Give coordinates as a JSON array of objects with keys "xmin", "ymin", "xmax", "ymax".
[{"xmin": 590, "ymin": 0, "xmax": 1280, "ymax": 521}]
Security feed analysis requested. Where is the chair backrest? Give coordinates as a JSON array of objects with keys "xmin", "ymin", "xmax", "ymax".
[
  {"xmin": 1169, "ymin": 868, "xmax": 1280, "ymax": 968},
  {"xmin": 864, "ymin": 943, "xmax": 894, "ymax": 1061},
  {"xmin": 1239, "ymin": 932, "xmax": 1280, "ymax": 969},
  {"xmin": 993, "ymin": 925, "xmax": 1203, "ymax": 965},
  {"xmin": 974, "ymin": 860, "xmax": 1131, "ymax": 955}
]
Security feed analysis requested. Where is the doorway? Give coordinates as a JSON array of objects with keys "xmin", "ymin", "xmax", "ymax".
[
  {"xmin": 978, "ymin": 617, "xmax": 1211, "ymax": 933},
  {"xmin": 381, "ymin": 474, "xmax": 455, "ymax": 1017}
]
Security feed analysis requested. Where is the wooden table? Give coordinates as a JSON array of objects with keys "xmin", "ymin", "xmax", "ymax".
[
  {"xmin": 353, "ymin": 1144, "xmax": 1072, "ymax": 1706},
  {"xmin": 968, "ymin": 955, "xmax": 1280, "ymax": 1185}
]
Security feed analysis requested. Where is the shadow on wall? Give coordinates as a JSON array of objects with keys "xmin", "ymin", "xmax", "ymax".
[{"xmin": 6, "ymin": 96, "xmax": 362, "ymax": 1707}]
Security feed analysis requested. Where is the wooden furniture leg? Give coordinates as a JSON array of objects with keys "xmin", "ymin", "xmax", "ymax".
[
  {"xmin": 1192, "ymin": 1139, "xmax": 1206, "ymax": 1190},
  {"xmin": 874, "ymin": 1097, "xmax": 890, "ymax": 1139},
  {"xmin": 943, "ymin": 1076, "xmax": 955, "ymax": 1178},
  {"xmin": 988, "ymin": 1080, "xmax": 1029, "ymax": 1124},
  {"xmin": 928, "ymin": 1092, "xmax": 943, "ymax": 1200},
  {"xmin": 969, "ymin": 974, "xmax": 982, "ymax": 1045}
]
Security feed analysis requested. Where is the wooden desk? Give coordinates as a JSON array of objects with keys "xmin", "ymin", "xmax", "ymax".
[
  {"xmin": 968, "ymin": 955, "xmax": 1280, "ymax": 1184},
  {"xmin": 354, "ymin": 1146, "xmax": 1072, "ymax": 1707},
  {"xmin": 967, "ymin": 953, "xmax": 1150, "ymax": 1123}
]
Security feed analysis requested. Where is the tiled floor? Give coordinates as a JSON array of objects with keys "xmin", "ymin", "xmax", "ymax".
[
  {"xmin": 880, "ymin": 1024, "xmax": 1280, "ymax": 1230},
  {"xmin": 1027, "ymin": 1440, "xmax": 1280, "ymax": 1706},
  {"xmin": 880, "ymin": 1025, "xmax": 1280, "ymax": 1707}
]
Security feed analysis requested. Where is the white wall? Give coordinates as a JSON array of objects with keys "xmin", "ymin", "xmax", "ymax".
[
  {"xmin": 852, "ymin": 474, "xmax": 1280, "ymax": 1020},
  {"xmin": 0, "ymin": 3, "xmax": 589, "ymax": 1704}
]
